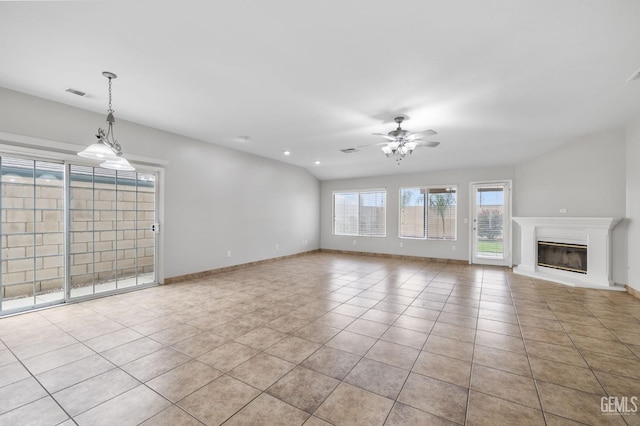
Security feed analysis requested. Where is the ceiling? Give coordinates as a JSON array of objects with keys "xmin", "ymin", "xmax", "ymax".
[{"xmin": 1, "ymin": 0, "xmax": 639, "ymax": 181}]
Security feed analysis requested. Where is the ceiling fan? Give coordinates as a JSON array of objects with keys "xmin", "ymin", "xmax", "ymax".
[{"xmin": 350, "ymin": 116, "xmax": 440, "ymax": 163}]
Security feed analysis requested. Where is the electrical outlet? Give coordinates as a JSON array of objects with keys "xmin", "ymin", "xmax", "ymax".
[
  {"xmin": 399, "ymin": 242, "xmax": 403, "ymax": 248},
  {"xmin": 452, "ymin": 245, "xmax": 456, "ymax": 251},
  {"xmin": 275, "ymin": 243, "xmax": 279, "ymax": 250},
  {"xmin": 226, "ymin": 250, "xmax": 231, "ymax": 258},
  {"xmin": 352, "ymin": 240, "xmax": 357, "ymax": 245},
  {"xmin": 559, "ymin": 208, "xmax": 567, "ymax": 213}
]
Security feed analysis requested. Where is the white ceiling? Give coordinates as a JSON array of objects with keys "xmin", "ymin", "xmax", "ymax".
[{"xmin": 1, "ymin": 0, "xmax": 639, "ymax": 180}]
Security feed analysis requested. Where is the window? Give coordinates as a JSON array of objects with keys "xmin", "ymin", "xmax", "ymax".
[
  {"xmin": 333, "ymin": 190, "xmax": 386, "ymax": 237},
  {"xmin": 400, "ymin": 186, "xmax": 457, "ymax": 240}
]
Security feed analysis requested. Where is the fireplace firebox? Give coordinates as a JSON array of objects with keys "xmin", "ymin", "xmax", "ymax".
[{"xmin": 537, "ymin": 241, "xmax": 587, "ymax": 274}]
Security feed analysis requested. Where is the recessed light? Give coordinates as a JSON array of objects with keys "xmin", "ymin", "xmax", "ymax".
[
  {"xmin": 314, "ymin": 160, "xmax": 321, "ymax": 165},
  {"xmin": 283, "ymin": 151, "xmax": 291, "ymax": 156},
  {"xmin": 237, "ymin": 136, "xmax": 250, "ymax": 142}
]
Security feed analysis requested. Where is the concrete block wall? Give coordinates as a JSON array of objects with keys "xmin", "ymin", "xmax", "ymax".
[
  {"xmin": 1, "ymin": 175, "xmax": 155, "ymax": 299},
  {"xmin": 1, "ymin": 178, "xmax": 64, "ymax": 298}
]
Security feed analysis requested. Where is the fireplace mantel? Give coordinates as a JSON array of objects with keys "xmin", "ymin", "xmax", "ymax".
[{"xmin": 512, "ymin": 217, "xmax": 622, "ymax": 290}]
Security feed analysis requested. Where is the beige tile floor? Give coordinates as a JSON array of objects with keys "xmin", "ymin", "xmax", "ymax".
[{"xmin": 1, "ymin": 252, "xmax": 640, "ymax": 425}]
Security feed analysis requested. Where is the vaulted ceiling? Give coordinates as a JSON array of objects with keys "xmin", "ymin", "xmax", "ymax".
[{"xmin": 1, "ymin": 0, "xmax": 639, "ymax": 180}]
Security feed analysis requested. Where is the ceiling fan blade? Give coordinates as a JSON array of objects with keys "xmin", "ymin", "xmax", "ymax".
[
  {"xmin": 418, "ymin": 141, "xmax": 440, "ymax": 148},
  {"xmin": 357, "ymin": 142, "xmax": 388, "ymax": 148},
  {"xmin": 412, "ymin": 129, "xmax": 438, "ymax": 137},
  {"xmin": 372, "ymin": 133, "xmax": 395, "ymax": 141}
]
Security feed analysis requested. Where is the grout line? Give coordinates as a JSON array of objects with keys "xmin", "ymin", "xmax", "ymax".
[
  {"xmin": 379, "ymin": 266, "xmax": 453, "ymax": 425},
  {"xmin": 0, "ymin": 335, "xmax": 78, "ymax": 424},
  {"xmin": 1, "ymin": 254, "xmax": 638, "ymax": 425},
  {"xmin": 506, "ymin": 270, "xmax": 548, "ymax": 425},
  {"xmin": 464, "ymin": 265, "xmax": 484, "ymax": 425},
  {"xmin": 508, "ymin": 272, "xmax": 638, "ymax": 425}
]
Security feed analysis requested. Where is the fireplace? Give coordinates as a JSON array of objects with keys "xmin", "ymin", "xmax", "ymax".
[
  {"xmin": 512, "ymin": 217, "xmax": 621, "ymax": 289},
  {"xmin": 537, "ymin": 241, "xmax": 587, "ymax": 274}
]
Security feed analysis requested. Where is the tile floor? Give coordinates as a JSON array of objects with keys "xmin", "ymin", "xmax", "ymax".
[{"xmin": 1, "ymin": 252, "xmax": 639, "ymax": 425}]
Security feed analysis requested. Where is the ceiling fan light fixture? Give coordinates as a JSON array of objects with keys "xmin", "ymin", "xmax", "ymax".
[
  {"xmin": 371, "ymin": 117, "xmax": 440, "ymax": 163},
  {"xmin": 405, "ymin": 141, "xmax": 418, "ymax": 152}
]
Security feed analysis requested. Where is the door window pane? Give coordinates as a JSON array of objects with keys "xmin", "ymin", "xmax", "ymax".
[
  {"xmin": 475, "ymin": 187, "xmax": 505, "ymax": 259},
  {"xmin": 1, "ymin": 157, "xmax": 64, "ymax": 313},
  {"xmin": 69, "ymin": 165, "xmax": 156, "ymax": 298}
]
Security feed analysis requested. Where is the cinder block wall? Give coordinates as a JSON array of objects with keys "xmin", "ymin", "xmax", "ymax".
[{"xmin": 1, "ymin": 175, "xmax": 155, "ymax": 299}]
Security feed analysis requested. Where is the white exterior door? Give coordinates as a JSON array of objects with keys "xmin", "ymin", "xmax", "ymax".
[{"xmin": 470, "ymin": 182, "xmax": 512, "ymax": 266}]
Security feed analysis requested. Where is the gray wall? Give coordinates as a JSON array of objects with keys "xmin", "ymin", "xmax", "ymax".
[
  {"xmin": 513, "ymin": 127, "xmax": 628, "ymax": 284},
  {"xmin": 513, "ymin": 128, "xmax": 627, "ymax": 217},
  {"xmin": 320, "ymin": 166, "xmax": 515, "ymax": 261},
  {"xmin": 0, "ymin": 87, "xmax": 320, "ymax": 280},
  {"xmin": 626, "ymin": 117, "xmax": 640, "ymax": 292}
]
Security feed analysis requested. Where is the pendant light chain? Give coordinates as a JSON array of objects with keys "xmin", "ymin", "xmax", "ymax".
[{"xmin": 107, "ymin": 76, "xmax": 113, "ymax": 114}]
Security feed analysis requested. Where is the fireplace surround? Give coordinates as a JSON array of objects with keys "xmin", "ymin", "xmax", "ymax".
[{"xmin": 512, "ymin": 217, "xmax": 621, "ymax": 290}]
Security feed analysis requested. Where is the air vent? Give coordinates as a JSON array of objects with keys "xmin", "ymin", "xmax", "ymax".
[
  {"xmin": 340, "ymin": 148, "xmax": 359, "ymax": 154},
  {"xmin": 626, "ymin": 68, "xmax": 640, "ymax": 82},
  {"xmin": 65, "ymin": 88, "xmax": 87, "ymax": 97}
]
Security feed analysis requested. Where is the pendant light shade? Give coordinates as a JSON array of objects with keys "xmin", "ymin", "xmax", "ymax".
[
  {"xmin": 100, "ymin": 156, "xmax": 135, "ymax": 171},
  {"xmin": 77, "ymin": 143, "xmax": 120, "ymax": 161}
]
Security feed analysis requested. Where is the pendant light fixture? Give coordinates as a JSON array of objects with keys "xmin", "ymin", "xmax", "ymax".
[{"xmin": 77, "ymin": 71, "xmax": 135, "ymax": 171}]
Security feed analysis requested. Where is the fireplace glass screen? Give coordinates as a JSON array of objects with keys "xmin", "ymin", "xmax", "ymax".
[{"xmin": 537, "ymin": 241, "xmax": 587, "ymax": 274}]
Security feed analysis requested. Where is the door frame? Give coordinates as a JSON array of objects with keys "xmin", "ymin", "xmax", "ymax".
[
  {"xmin": 468, "ymin": 180, "xmax": 512, "ymax": 267},
  {"xmin": 0, "ymin": 131, "xmax": 166, "ymax": 315}
]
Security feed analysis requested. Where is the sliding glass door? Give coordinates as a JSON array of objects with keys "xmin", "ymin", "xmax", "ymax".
[
  {"xmin": 69, "ymin": 165, "xmax": 156, "ymax": 298},
  {"xmin": 0, "ymin": 154, "xmax": 157, "ymax": 315}
]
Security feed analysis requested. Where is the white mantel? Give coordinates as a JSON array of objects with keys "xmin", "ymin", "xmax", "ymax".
[{"xmin": 512, "ymin": 217, "xmax": 622, "ymax": 290}]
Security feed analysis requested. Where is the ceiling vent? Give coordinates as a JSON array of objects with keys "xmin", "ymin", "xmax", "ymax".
[
  {"xmin": 340, "ymin": 148, "xmax": 359, "ymax": 154},
  {"xmin": 65, "ymin": 88, "xmax": 87, "ymax": 97},
  {"xmin": 626, "ymin": 68, "xmax": 640, "ymax": 82}
]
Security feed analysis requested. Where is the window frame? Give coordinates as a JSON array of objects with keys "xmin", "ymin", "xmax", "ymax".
[
  {"xmin": 332, "ymin": 189, "xmax": 387, "ymax": 237},
  {"xmin": 399, "ymin": 185, "xmax": 458, "ymax": 241}
]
